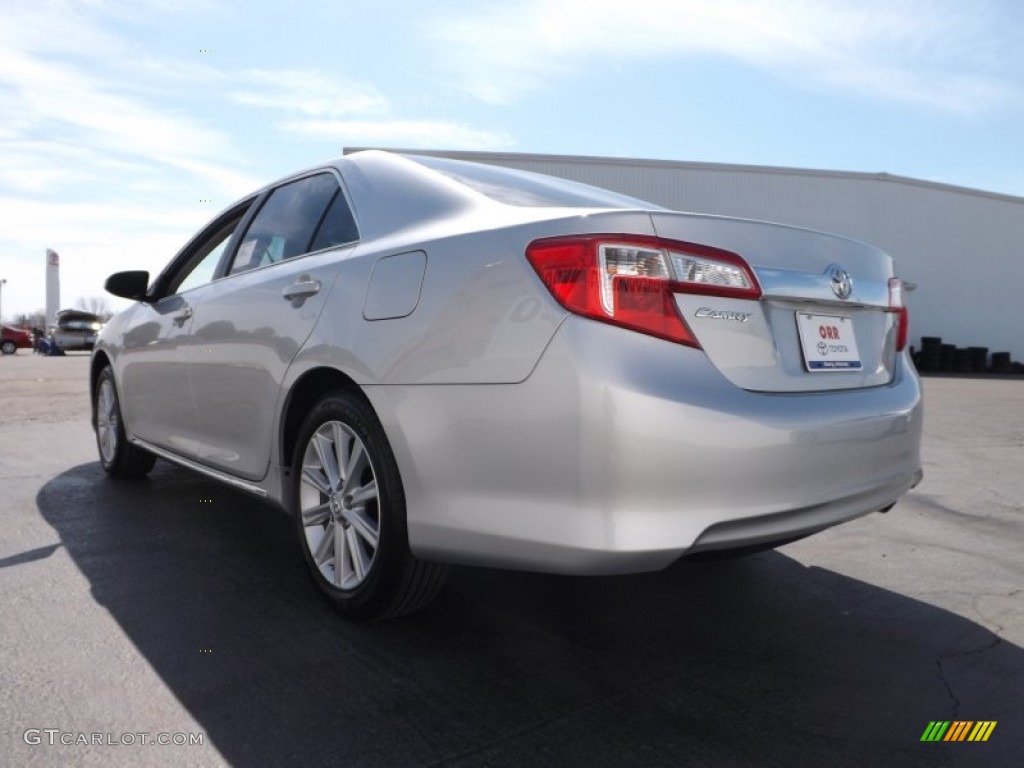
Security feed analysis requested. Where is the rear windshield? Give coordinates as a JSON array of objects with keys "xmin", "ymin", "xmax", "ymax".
[{"xmin": 408, "ymin": 155, "xmax": 662, "ymax": 210}]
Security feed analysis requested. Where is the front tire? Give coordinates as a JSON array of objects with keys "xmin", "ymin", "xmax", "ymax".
[
  {"xmin": 95, "ymin": 366, "xmax": 156, "ymax": 478},
  {"xmin": 292, "ymin": 390, "xmax": 447, "ymax": 620}
]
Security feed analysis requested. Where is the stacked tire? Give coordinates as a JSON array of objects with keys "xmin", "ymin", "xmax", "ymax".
[{"xmin": 913, "ymin": 336, "xmax": 1020, "ymax": 375}]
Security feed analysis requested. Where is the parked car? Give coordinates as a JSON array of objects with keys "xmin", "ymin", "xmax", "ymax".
[
  {"xmin": 52, "ymin": 310, "xmax": 104, "ymax": 351},
  {"xmin": 1, "ymin": 325, "xmax": 34, "ymax": 355},
  {"xmin": 92, "ymin": 151, "xmax": 923, "ymax": 619}
]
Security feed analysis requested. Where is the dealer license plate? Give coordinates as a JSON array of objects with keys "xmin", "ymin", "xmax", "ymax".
[{"xmin": 796, "ymin": 313, "xmax": 862, "ymax": 372}]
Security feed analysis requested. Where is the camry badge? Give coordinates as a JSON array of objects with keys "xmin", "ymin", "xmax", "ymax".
[
  {"xmin": 829, "ymin": 266, "xmax": 853, "ymax": 299},
  {"xmin": 695, "ymin": 307, "xmax": 751, "ymax": 322}
]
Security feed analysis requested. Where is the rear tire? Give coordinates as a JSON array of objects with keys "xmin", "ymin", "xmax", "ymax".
[
  {"xmin": 1, "ymin": 341, "xmax": 15, "ymax": 355},
  {"xmin": 95, "ymin": 366, "xmax": 156, "ymax": 478},
  {"xmin": 291, "ymin": 390, "xmax": 447, "ymax": 620}
]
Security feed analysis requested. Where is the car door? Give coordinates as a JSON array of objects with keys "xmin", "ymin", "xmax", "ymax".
[
  {"xmin": 118, "ymin": 201, "xmax": 253, "ymax": 457},
  {"xmin": 183, "ymin": 170, "xmax": 360, "ymax": 480}
]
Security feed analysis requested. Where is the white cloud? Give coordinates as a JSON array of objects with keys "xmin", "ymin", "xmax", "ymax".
[
  {"xmin": 0, "ymin": 45, "xmax": 260, "ymax": 204},
  {"xmin": 0, "ymin": 0, "xmax": 128, "ymax": 59},
  {"xmin": 0, "ymin": 197, "xmax": 203, "ymax": 246},
  {"xmin": 232, "ymin": 69, "xmax": 513, "ymax": 150},
  {"xmin": 0, "ymin": 47, "xmax": 257, "ymax": 190},
  {"xmin": 0, "ymin": 0, "xmax": 270, "ymax": 320},
  {"xmin": 230, "ymin": 69, "xmax": 390, "ymax": 117},
  {"xmin": 0, "ymin": 140, "xmax": 157, "ymax": 194},
  {"xmin": 431, "ymin": 0, "xmax": 1014, "ymax": 112},
  {"xmin": 279, "ymin": 119, "xmax": 514, "ymax": 150}
]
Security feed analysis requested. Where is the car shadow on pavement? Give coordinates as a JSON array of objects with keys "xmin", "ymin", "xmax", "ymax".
[{"xmin": 37, "ymin": 462, "xmax": 1022, "ymax": 768}]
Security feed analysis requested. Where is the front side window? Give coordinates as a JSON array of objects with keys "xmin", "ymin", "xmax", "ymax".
[
  {"xmin": 175, "ymin": 231, "xmax": 232, "ymax": 294},
  {"xmin": 229, "ymin": 173, "xmax": 352, "ymax": 275},
  {"xmin": 170, "ymin": 209, "xmax": 248, "ymax": 294}
]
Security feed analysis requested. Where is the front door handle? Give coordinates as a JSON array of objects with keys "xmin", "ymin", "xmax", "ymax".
[
  {"xmin": 172, "ymin": 305, "xmax": 193, "ymax": 325},
  {"xmin": 282, "ymin": 278, "xmax": 321, "ymax": 302}
]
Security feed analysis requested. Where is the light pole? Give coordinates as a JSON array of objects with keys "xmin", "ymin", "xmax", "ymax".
[{"xmin": 0, "ymin": 278, "xmax": 6, "ymax": 327}]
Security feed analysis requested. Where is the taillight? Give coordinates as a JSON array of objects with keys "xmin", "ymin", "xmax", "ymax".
[
  {"xmin": 526, "ymin": 235, "xmax": 760, "ymax": 347},
  {"xmin": 888, "ymin": 277, "xmax": 909, "ymax": 352}
]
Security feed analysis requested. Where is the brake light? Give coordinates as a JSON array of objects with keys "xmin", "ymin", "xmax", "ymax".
[
  {"xmin": 888, "ymin": 277, "xmax": 909, "ymax": 352},
  {"xmin": 526, "ymin": 235, "xmax": 760, "ymax": 347}
]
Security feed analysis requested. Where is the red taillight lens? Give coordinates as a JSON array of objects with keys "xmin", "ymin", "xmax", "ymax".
[
  {"xmin": 888, "ymin": 277, "xmax": 909, "ymax": 352},
  {"xmin": 526, "ymin": 235, "xmax": 760, "ymax": 347},
  {"xmin": 895, "ymin": 307, "xmax": 909, "ymax": 352}
]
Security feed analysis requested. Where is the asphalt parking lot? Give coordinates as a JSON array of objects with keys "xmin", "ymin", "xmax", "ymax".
[{"xmin": 1, "ymin": 353, "xmax": 1021, "ymax": 767}]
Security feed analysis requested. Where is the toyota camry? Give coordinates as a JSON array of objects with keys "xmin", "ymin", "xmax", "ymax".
[{"xmin": 91, "ymin": 150, "xmax": 922, "ymax": 619}]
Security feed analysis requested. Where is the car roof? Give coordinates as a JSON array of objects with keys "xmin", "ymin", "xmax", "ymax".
[{"xmin": 252, "ymin": 150, "xmax": 659, "ymax": 243}]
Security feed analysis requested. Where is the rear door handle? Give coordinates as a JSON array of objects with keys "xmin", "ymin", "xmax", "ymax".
[{"xmin": 282, "ymin": 278, "xmax": 321, "ymax": 301}]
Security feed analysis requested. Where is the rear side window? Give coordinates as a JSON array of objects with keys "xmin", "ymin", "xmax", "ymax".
[
  {"xmin": 310, "ymin": 191, "xmax": 359, "ymax": 252},
  {"xmin": 229, "ymin": 173, "xmax": 355, "ymax": 275}
]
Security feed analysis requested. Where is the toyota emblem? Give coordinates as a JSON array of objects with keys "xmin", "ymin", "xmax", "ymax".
[{"xmin": 830, "ymin": 267, "xmax": 853, "ymax": 299}]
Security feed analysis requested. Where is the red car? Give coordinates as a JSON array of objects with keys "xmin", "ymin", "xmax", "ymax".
[{"xmin": 1, "ymin": 325, "xmax": 34, "ymax": 355}]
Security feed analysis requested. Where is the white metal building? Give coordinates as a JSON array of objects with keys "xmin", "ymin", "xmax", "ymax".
[{"xmin": 352, "ymin": 148, "xmax": 1024, "ymax": 363}]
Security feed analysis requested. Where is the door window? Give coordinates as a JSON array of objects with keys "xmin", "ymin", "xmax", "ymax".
[
  {"xmin": 175, "ymin": 229, "xmax": 234, "ymax": 294},
  {"xmin": 170, "ymin": 208, "xmax": 248, "ymax": 294},
  {"xmin": 229, "ymin": 173, "xmax": 354, "ymax": 275},
  {"xmin": 311, "ymin": 190, "xmax": 360, "ymax": 251}
]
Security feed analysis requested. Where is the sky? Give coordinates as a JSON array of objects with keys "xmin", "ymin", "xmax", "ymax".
[{"xmin": 1, "ymin": 0, "xmax": 1022, "ymax": 322}]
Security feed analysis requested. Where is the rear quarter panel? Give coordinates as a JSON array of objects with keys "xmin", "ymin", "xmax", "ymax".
[{"xmin": 290, "ymin": 208, "xmax": 657, "ymax": 386}]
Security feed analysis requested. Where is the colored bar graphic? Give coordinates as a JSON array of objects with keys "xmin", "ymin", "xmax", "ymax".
[
  {"xmin": 921, "ymin": 721, "xmax": 950, "ymax": 742},
  {"xmin": 944, "ymin": 721, "xmax": 972, "ymax": 741},
  {"xmin": 968, "ymin": 722, "xmax": 997, "ymax": 742},
  {"xmin": 921, "ymin": 720, "xmax": 996, "ymax": 742}
]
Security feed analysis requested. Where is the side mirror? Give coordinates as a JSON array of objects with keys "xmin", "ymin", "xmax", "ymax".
[{"xmin": 105, "ymin": 271, "xmax": 151, "ymax": 301}]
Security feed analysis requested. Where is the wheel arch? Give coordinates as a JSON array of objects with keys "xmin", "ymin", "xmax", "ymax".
[
  {"xmin": 89, "ymin": 350, "xmax": 113, "ymax": 428},
  {"xmin": 279, "ymin": 366, "xmax": 371, "ymax": 469}
]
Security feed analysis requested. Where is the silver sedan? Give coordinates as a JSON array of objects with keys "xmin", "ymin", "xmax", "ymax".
[{"xmin": 91, "ymin": 151, "xmax": 922, "ymax": 619}]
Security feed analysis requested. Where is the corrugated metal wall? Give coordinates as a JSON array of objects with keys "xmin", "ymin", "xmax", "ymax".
[{"xmin": 352, "ymin": 149, "xmax": 1024, "ymax": 363}]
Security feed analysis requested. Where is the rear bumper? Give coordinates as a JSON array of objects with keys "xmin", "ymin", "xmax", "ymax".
[
  {"xmin": 684, "ymin": 468, "xmax": 920, "ymax": 555},
  {"xmin": 53, "ymin": 331, "xmax": 98, "ymax": 351},
  {"xmin": 366, "ymin": 315, "xmax": 923, "ymax": 574}
]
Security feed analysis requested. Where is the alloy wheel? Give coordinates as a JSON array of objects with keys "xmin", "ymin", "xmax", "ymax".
[
  {"xmin": 298, "ymin": 420, "xmax": 381, "ymax": 590},
  {"xmin": 96, "ymin": 377, "xmax": 119, "ymax": 463}
]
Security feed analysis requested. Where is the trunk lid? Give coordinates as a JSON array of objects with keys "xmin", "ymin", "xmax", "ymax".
[{"xmin": 650, "ymin": 211, "xmax": 902, "ymax": 393}]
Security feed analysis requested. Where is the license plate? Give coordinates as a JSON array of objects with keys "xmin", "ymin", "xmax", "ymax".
[{"xmin": 796, "ymin": 313, "xmax": 862, "ymax": 372}]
